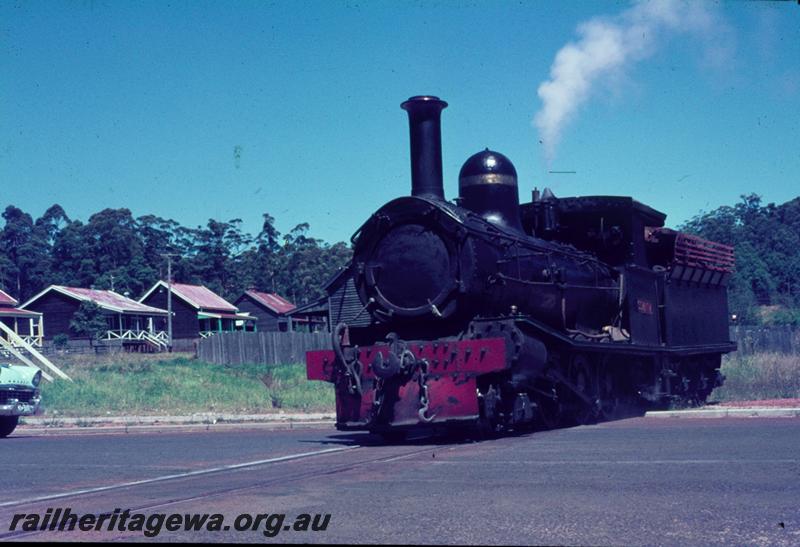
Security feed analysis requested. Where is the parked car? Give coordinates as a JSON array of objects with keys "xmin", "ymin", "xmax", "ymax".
[{"xmin": 0, "ymin": 363, "xmax": 42, "ymax": 437}]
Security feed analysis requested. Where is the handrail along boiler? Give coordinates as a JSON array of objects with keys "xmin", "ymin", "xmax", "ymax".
[{"xmin": 306, "ymin": 96, "xmax": 735, "ymax": 435}]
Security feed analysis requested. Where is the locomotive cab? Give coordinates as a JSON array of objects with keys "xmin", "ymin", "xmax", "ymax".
[
  {"xmin": 520, "ymin": 194, "xmax": 667, "ymax": 268},
  {"xmin": 520, "ymin": 192, "xmax": 734, "ymax": 346}
]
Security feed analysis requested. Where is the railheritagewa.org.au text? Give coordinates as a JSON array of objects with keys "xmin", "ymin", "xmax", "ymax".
[{"xmin": 9, "ymin": 508, "xmax": 330, "ymax": 538}]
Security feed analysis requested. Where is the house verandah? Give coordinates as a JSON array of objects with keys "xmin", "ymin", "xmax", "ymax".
[
  {"xmin": 0, "ymin": 289, "xmax": 71, "ymax": 381},
  {"xmin": 0, "ymin": 289, "xmax": 44, "ymax": 348},
  {"xmin": 102, "ymin": 311, "xmax": 170, "ymax": 349},
  {"xmin": 198, "ymin": 312, "xmax": 257, "ymax": 338}
]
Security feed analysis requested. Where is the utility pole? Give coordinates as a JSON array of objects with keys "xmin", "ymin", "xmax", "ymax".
[{"xmin": 161, "ymin": 253, "xmax": 180, "ymax": 353}]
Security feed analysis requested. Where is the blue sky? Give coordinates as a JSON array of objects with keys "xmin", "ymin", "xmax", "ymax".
[{"xmin": 2, "ymin": 0, "xmax": 798, "ymax": 244}]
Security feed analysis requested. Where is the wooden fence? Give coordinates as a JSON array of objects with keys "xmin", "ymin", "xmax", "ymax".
[
  {"xmin": 197, "ymin": 331, "xmax": 331, "ymax": 366},
  {"xmin": 195, "ymin": 327, "xmax": 800, "ymax": 366},
  {"xmin": 730, "ymin": 326, "xmax": 800, "ymax": 355}
]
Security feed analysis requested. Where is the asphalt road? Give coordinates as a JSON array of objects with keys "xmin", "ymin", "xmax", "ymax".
[{"xmin": 0, "ymin": 418, "xmax": 798, "ymax": 545}]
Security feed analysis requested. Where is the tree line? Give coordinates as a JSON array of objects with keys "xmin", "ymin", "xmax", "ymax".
[
  {"xmin": 2, "ymin": 194, "xmax": 798, "ymax": 326},
  {"xmin": 681, "ymin": 194, "xmax": 800, "ymax": 325},
  {"xmin": 0, "ymin": 205, "xmax": 352, "ymax": 307}
]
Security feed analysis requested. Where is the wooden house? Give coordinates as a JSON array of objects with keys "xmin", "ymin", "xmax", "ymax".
[
  {"xmin": 234, "ymin": 290, "xmax": 295, "ymax": 332},
  {"xmin": 0, "ymin": 289, "xmax": 44, "ymax": 347},
  {"xmin": 139, "ymin": 281, "xmax": 256, "ymax": 340},
  {"xmin": 19, "ymin": 285, "xmax": 169, "ymax": 349},
  {"xmin": 285, "ymin": 297, "xmax": 329, "ymax": 333}
]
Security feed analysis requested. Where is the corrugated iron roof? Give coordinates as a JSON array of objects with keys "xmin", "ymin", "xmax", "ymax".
[
  {"xmin": 53, "ymin": 286, "xmax": 169, "ymax": 315},
  {"xmin": 0, "ymin": 308, "xmax": 41, "ymax": 318},
  {"xmin": 169, "ymin": 282, "xmax": 238, "ymax": 312},
  {"xmin": 0, "ymin": 289, "xmax": 19, "ymax": 307},
  {"xmin": 139, "ymin": 281, "xmax": 239, "ymax": 312},
  {"xmin": 244, "ymin": 290, "xmax": 296, "ymax": 314}
]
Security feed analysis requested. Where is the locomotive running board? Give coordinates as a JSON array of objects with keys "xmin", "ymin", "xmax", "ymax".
[{"xmin": 507, "ymin": 317, "xmax": 737, "ymax": 357}]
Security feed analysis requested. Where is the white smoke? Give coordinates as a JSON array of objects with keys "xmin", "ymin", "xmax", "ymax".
[{"xmin": 534, "ymin": 0, "xmax": 725, "ymax": 163}]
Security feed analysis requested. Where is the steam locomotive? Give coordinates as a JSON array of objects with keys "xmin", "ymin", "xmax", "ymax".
[{"xmin": 306, "ymin": 96, "xmax": 735, "ymax": 437}]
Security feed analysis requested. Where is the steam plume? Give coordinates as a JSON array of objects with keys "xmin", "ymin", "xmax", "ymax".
[{"xmin": 534, "ymin": 0, "xmax": 722, "ymax": 163}]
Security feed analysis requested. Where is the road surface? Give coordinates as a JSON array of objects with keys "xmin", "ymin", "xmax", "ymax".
[{"xmin": 0, "ymin": 417, "xmax": 797, "ymax": 545}]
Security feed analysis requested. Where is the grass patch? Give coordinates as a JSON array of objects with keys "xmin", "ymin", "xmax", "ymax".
[
  {"xmin": 42, "ymin": 350, "xmax": 798, "ymax": 414},
  {"xmin": 40, "ymin": 354, "xmax": 334, "ymax": 417},
  {"xmin": 710, "ymin": 352, "xmax": 800, "ymax": 402}
]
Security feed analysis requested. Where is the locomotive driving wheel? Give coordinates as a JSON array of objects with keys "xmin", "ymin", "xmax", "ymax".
[
  {"xmin": 476, "ymin": 384, "xmax": 503, "ymax": 438},
  {"xmin": 533, "ymin": 383, "xmax": 561, "ymax": 430},
  {"xmin": 598, "ymin": 357, "xmax": 621, "ymax": 420},
  {"xmin": 565, "ymin": 354, "xmax": 600, "ymax": 426}
]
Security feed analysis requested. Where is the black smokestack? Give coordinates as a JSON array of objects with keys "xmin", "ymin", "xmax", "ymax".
[{"xmin": 401, "ymin": 96, "xmax": 448, "ymax": 200}]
